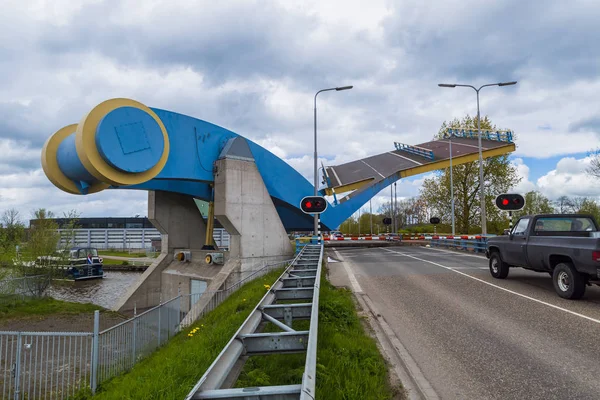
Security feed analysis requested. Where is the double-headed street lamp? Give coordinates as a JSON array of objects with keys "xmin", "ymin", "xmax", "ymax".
[
  {"xmin": 438, "ymin": 81, "xmax": 517, "ymax": 235},
  {"xmin": 313, "ymin": 85, "xmax": 353, "ymax": 235}
]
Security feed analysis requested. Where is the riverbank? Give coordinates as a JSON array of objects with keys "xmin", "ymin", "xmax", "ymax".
[{"xmin": 0, "ymin": 297, "xmax": 127, "ymax": 331}]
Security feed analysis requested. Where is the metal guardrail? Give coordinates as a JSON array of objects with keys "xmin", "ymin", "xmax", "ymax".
[
  {"xmin": 429, "ymin": 237, "xmax": 488, "ymax": 253},
  {"xmin": 394, "ymin": 142, "xmax": 435, "ymax": 160},
  {"xmin": 185, "ymin": 244, "xmax": 324, "ymax": 399},
  {"xmin": 445, "ymin": 128, "xmax": 514, "ymax": 143}
]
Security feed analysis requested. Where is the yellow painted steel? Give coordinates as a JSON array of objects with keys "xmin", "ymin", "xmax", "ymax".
[
  {"xmin": 324, "ymin": 143, "xmax": 515, "ymax": 193},
  {"xmin": 41, "ymin": 124, "xmax": 109, "ymax": 195},
  {"xmin": 204, "ymin": 201, "xmax": 216, "ymax": 248},
  {"xmin": 398, "ymin": 143, "xmax": 515, "ymax": 180},
  {"xmin": 323, "ymin": 177, "xmax": 374, "ymax": 196},
  {"xmin": 75, "ymin": 98, "xmax": 170, "ymax": 186}
]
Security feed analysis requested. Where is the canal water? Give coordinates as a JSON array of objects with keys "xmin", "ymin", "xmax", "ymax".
[{"xmin": 46, "ymin": 270, "xmax": 143, "ymax": 309}]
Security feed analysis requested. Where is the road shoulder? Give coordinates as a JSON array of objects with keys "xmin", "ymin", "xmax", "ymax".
[{"xmin": 327, "ymin": 248, "xmax": 439, "ymax": 400}]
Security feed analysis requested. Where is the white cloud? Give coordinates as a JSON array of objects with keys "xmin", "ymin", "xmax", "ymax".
[
  {"xmin": 536, "ymin": 156, "xmax": 600, "ymax": 199},
  {"xmin": 2, "ymin": 0, "xmax": 600, "ymax": 219},
  {"xmin": 510, "ymin": 158, "xmax": 536, "ymax": 193}
]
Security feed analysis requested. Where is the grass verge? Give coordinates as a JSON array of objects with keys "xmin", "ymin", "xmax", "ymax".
[
  {"xmin": 89, "ymin": 268, "xmax": 285, "ymax": 400},
  {"xmin": 99, "ymin": 250, "xmax": 151, "ymax": 258},
  {"xmin": 84, "ymin": 263, "xmax": 400, "ymax": 400},
  {"xmin": 101, "ymin": 258, "xmax": 131, "ymax": 266},
  {"xmin": 236, "ymin": 266, "xmax": 401, "ymax": 399},
  {"xmin": 0, "ymin": 297, "xmax": 104, "ymax": 320}
]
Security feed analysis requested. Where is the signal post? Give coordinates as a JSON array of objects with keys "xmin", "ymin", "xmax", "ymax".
[{"xmin": 300, "ymin": 196, "xmax": 328, "ymax": 244}]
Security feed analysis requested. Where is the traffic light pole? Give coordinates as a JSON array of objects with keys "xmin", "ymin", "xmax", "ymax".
[
  {"xmin": 509, "ymin": 211, "xmax": 513, "ymax": 231},
  {"xmin": 317, "ymin": 215, "xmax": 321, "ymax": 244}
]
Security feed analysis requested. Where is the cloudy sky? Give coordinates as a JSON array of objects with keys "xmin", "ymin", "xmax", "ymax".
[{"xmin": 1, "ymin": 0, "xmax": 600, "ymax": 224}]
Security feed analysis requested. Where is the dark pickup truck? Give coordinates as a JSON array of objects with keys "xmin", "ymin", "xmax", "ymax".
[{"xmin": 486, "ymin": 214, "xmax": 600, "ymax": 299}]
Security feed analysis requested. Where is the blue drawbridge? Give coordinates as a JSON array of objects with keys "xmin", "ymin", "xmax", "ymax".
[{"xmin": 42, "ymin": 98, "xmax": 515, "ymax": 231}]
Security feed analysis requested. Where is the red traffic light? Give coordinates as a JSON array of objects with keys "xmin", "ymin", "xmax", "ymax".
[
  {"xmin": 495, "ymin": 193, "xmax": 525, "ymax": 211},
  {"xmin": 300, "ymin": 196, "xmax": 328, "ymax": 214}
]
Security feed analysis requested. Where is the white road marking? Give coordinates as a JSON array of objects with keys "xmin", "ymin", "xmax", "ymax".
[
  {"xmin": 329, "ymin": 167, "xmax": 341, "ymax": 186},
  {"xmin": 383, "ymin": 248, "xmax": 600, "ymax": 325},
  {"xmin": 424, "ymin": 246, "xmax": 487, "ymax": 259},
  {"xmin": 387, "ymin": 151, "xmax": 423, "ymax": 166},
  {"xmin": 333, "ymin": 249, "xmax": 364, "ymax": 293},
  {"xmin": 360, "ymin": 160, "xmax": 386, "ymax": 178}
]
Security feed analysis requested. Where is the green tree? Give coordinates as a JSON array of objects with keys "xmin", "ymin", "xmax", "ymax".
[
  {"xmin": 15, "ymin": 208, "xmax": 63, "ymax": 296},
  {"xmin": 512, "ymin": 191, "xmax": 554, "ymax": 219},
  {"xmin": 587, "ymin": 148, "xmax": 600, "ymax": 179},
  {"xmin": 576, "ymin": 198, "xmax": 600, "ymax": 223},
  {"xmin": 58, "ymin": 209, "xmax": 81, "ymax": 249},
  {"xmin": 420, "ymin": 115, "xmax": 520, "ymax": 234},
  {"xmin": 1, "ymin": 208, "xmax": 25, "ymax": 246},
  {"xmin": 554, "ymin": 195, "xmax": 575, "ymax": 214}
]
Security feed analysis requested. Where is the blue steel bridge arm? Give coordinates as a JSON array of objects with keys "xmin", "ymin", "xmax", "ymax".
[{"xmin": 41, "ymin": 98, "xmax": 392, "ymax": 232}]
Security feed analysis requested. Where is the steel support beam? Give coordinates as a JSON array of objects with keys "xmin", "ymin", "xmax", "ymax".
[
  {"xmin": 262, "ymin": 304, "xmax": 312, "ymax": 320},
  {"xmin": 195, "ymin": 384, "xmax": 302, "ymax": 399},
  {"xmin": 240, "ymin": 331, "xmax": 309, "ymax": 355},
  {"xmin": 275, "ymin": 288, "xmax": 314, "ymax": 300},
  {"xmin": 282, "ymin": 277, "xmax": 316, "ymax": 288},
  {"xmin": 287, "ymin": 269, "xmax": 317, "ymax": 277}
]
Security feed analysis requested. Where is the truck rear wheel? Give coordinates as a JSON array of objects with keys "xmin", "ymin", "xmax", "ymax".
[
  {"xmin": 489, "ymin": 252, "xmax": 509, "ymax": 279},
  {"xmin": 552, "ymin": 262, "xmax": 585, "ymax": 300}
]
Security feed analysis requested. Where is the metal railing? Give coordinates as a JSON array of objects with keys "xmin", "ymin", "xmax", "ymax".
[
  {"xmin": 394, "ymin": 142, "xmax": 435, "ymax": 160},
  {"xmin": 445, "ymin": 128, "xmax": 514, "ymax": 143},
  {"xmin": 429, "ymin": 237, "xmax": 488, "ymax": 253},
  {"xmin": 181, "ymin": 259, "xmax": 293, "ymax": 327},
  {"xmin": 57, "ymin": 227, "xmax": 231, "ymax": 250},
  {"xmin": 97, "ymin": 296, "xmax": 182, "ymax": 384},
  {"xmin": 0, "ymin": 331, "xmax": 94, "ymax": 400},
  {"xmin": 0, "ymin": 257, "xmax": 291, "ymax": 399},
  {"xmin": 185, "ymin": 244, "xmax": 324, "ymax": 399}
]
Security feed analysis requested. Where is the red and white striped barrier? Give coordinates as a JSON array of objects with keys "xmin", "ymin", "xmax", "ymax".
[{"xmin": 323, "ymin": 236, "xmax": 387, "ymax": 241}]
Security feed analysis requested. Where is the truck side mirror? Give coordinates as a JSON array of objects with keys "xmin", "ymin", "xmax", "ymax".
[{"xmin": 503, "ymin": 229, "xmax": 511, "ymax": 236}]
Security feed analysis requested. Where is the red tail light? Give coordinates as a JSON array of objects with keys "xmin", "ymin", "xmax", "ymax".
[{"xmin": 593, "ymin": 251, "xmax": 600, "ymax": 262}]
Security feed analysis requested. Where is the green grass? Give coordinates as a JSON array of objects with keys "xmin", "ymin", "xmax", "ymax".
[
  {"xmin": 236, "ymin": 267, "xmax": 400, "ymax": 399},
  {"xmin": 99, "ymin": 250, "xmax": 152, "ymax": 258},
  {"xmin": 84, "ymin": 265, "xmax": 400, "ymax": 400},
  {"xmin": 90, "ymin": 268, "xmax": 285, "ymax": 400},
  {"xmin": 0, "ymin": 297, "xmax": 104, "ymax": 320},
  {"xmin": 101, "ymin": 258, "xmax": 131, "ymax": 266}
]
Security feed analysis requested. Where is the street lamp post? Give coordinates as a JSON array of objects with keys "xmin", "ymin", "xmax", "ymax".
[
  {"xmin": 448, "ymin": 133, "xmax": 455, "ymax": 236},
  {"xmin": 314, "ymin": 85, "xmax": 353, "ymax": 236},
  {"xmin": 438, "ymin": 81, "xmax": 517, "ymax": 235}
]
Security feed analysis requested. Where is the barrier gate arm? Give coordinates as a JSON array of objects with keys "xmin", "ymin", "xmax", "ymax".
[{"xmin": 185, "ymin": 244, "xmax": 324, "ymax": 399}]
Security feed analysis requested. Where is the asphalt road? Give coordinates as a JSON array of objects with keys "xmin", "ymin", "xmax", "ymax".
[{"xmin": 328, "ymin": 245, "xmax": 600, "ymax": 400}]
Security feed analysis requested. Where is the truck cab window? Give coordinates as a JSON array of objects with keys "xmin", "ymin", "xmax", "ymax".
[{"xmin": 513, "ymin": 218, "xmax": 530, "ymax": 236}]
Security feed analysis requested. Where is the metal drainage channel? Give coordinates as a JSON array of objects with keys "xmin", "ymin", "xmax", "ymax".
[{"xmin": 185, "ymin": 244, "xmax": 324, "ymax": 400}]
